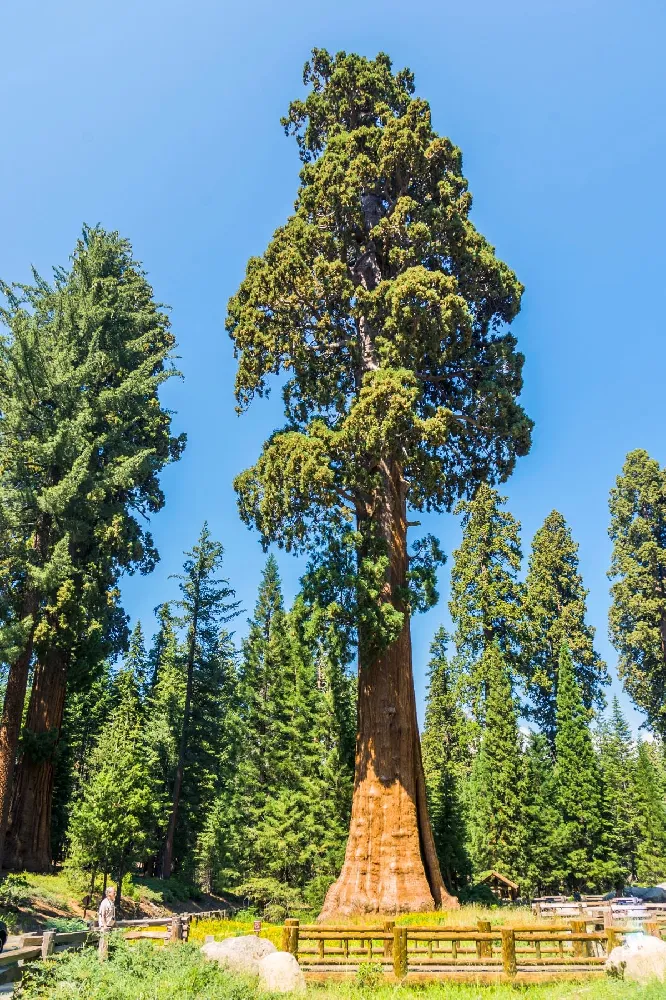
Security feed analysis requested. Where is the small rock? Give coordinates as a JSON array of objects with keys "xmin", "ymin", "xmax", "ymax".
[
  {"xmin": 201, "ymin": 934, "xmax": 277, "ymax": 976},
  {"xmin": 258, "ymin": 951, "xmax": 306, "ymax": 993},
  {"xmin": 606, "ymin": 933, "xmax": 666, "ymax": 984}
]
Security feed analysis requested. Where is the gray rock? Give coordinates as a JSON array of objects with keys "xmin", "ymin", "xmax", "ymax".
[
  {"xmin": 606, "ymin": 933, "xmax": 666, "ymax": 983},
  {"xmin": 200, "ymin": 934, "xmax": 277, "ymax": 976},
  {"xmin": 258, "ymin": 951, "xmax": 306, "ymax": 993}
]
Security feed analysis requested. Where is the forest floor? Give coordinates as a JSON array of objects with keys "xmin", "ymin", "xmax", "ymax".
[{"xmin": 0, "ymin": 870, "xmax": 238, "ymax": 933}]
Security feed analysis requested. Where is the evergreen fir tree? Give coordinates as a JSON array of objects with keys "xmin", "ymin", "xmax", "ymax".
[
  {"xmin": 125, "ymin": 622, "xmax": 149, "ymax": 701},
  {"xmin": 177, "ymin": 628, "xmax": 239, "ymax": 882},
  {"xmin": 523, "ymin": 511, "xmax": 607, "ymax": 742},
  {"xmin": 160, "ymin": 524, "xmax": 239, "ymax": 878},
  {"xmin": 51, "ymin": 659, "xmax": 115, "ymax": 863},
  {"xmin": 0, "ymin": 226, "xmax": 185, "ymax": 870},
  {"xmin": 520, "ymin": 732, "xmax": 558, "ymax": 894},
  {"xmin": 68, "ymin": 659, "xmax": 157, "ymax": 911},
  {"xmin": 449, "ymin": 484, "xmax": 523, "ymax": 718},
  {"xmin": 421, "ymin": 627, "xmax": 472, "ymax": 891},
  {"xmin": 552, "ymin": 645, "xmax": 604, "ymax": 891},
  {"xmin": 608, "ymin": 450, "xmax": 666, "ymax": 737},
  {"xmin": 596, "ymin": 697, "xmax": 640, "ymax": 887},
  {"xmin": 634, "ymin": 740, "xmax": 666, "ymax": 883},
  {"xmin": 235, "ymin": 556, "xmax": 293, "ymax": 876},
  {"xmin": 144, "ymin": 606, "xmax": 186, "ymax": 871},
  {"xmin": 467, "ymin": 643, "xmax": 524, "ymax": 880}
]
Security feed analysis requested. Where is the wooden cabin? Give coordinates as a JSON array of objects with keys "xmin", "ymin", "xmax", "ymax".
[{"xmin": 477, "ymin": 870, "xmax": 520, "ymax": 901}]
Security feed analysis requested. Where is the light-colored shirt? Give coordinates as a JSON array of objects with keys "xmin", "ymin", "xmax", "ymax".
[{"xmin": 98, "ymin": 896, "xmax": 116, "ymax": 930}]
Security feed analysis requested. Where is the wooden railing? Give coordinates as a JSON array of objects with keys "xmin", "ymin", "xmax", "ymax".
[
  {"xmin": 533, "ymin": 900, "xmax": 666, "ymax": 921},
  {"xmin": 0, "ymin": 908, "xmax": 234, "ymax": 988},
  {"xmin": 282, "ymin": 918, "xmax": 645, "ymax": 983}
]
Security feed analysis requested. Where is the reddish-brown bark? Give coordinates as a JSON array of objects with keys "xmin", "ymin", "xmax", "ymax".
[
  {"xmin": 5, "ymin": 646, "xmax": 68, "ymax": 871},
  {"xmin": 320, "ymin": 461, "xmax": 458, "ymax": 917},
  {"xmin": 0, "ymin": 605, "xmax": 37, "ymax": 871}
]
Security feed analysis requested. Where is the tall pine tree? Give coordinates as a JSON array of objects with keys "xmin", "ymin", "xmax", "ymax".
[
  {"xmin": 160, "ymin": 525, "xmax": 239, "ymax": 877},
  {"xmin": 608, "ymin": 449, "xmax": 666, "ymax": 737},
  {"xmin": 634, "ymin": 740, "xmax": 666, "ymax": 883},
  {"xmin": 523, "ymin": 511, "xmax": 607, "ymax": 742},
  {"xmin": 449, "ymin": 484, "xmax": 523, "ymax": 718},
  {"xmin": 552, "ymin": 645, "xmax": 603, "ymax": 891},
  {"xmin": 68, "ymin": 657, "xmax": 157, "ymax": 911},
  {"xmin": 467, "ymin": 643, "xmax": 524, "ymax": 880},
  {"xmin": 520, "ymin": 732, "xmax": 558, "ymax": 894},
  {"xmin": 0, "ymin": 226, "xmax": 184, "ymax": 870},
  {"xmin": 421, "ymin": 627, "xmax": 471, "ymax": 891},
  {"xmin": 596, "ymin": 697, "xmax": 640, "ymax": 888}
]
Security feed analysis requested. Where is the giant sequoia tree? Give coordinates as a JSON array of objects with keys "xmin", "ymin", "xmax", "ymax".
[
  {"xmin": 0, "ymin": 227, "xmax": 184, "ymax": 870},
  {"xmin": 227, "ymin": 50, "xmax": 531, "ymax": 914}
]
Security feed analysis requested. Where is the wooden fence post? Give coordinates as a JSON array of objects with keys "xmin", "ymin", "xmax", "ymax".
[
  {"xmin": 41, "ymin": 930, "xmax": 56, "ymax": 959},
  {"xmin": 170, "ymin": 916, "xmax": 183, "ymax": 942},
  {"xmin": 282, "ymin": 919, "xmax": 299, "ymax": 957},
  {"xmin": 571, "ymin": 920, "xmax": 586, "ymax": 957},
  {"xmin": 646, "ymin": 922, "xmax": 660, "ymax": 939},
  {"xmin": 501, "ymin": 929, "xmax": 516, "ymax": 978},
  {"xmin": 606, "ymin": 928, "xmax": 620, "ymax": 954},
  {"xmin": 98, "ymin": 931, "xmax": 109, "ymax": 962},
  {"xmin": 383, "ymin": 921, "xmax": 395, "ymax": 961},
  {"xmin": 182, "ymin": 916, "xmax": 190, "ymax": 943},
  {"xmin": 393, "ymin": 927, "xmax": 408, "ymax": 978},
  {"xmin": 477, "ymin": 920, "xmax": 492, "ymax": 959}
]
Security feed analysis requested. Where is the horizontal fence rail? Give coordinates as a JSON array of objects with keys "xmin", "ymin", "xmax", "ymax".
[
  {"xmin": 0, "ymin": 908, "xmax": 236, "ymax": 988},
  {"xmin": 283, "ymin": 918, "xmax": 665, "ymax": 983}
]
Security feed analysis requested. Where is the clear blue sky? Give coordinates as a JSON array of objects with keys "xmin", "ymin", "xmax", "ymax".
[{"xmin": 2, "ymin": 0, "xmax": 664, "ymax": 733}]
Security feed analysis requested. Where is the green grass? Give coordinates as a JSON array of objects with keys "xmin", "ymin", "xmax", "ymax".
[
  {"xmin": 15, "ymin": 937, "xmax": 666, "ymax": 1000},
  {"xmin": 188, "ymin": 917, "xmax": 284, "ymax": 948},
  {"xmin": 313, "ymin": 982, "xmax": 665, "ymax": 1000}
]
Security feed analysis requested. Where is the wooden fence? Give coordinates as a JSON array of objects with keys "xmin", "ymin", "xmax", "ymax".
[
  {"xmin": 0, "ymin": 909, "xmax": 234, "ymax": 989},
  {"xmin": 532, "ymin": 900, "xmax": 666, "ymax": 921},
  {"xmin": 282, "ymin": 918, "xmax": 666, "ymax": 984},
  {"xmin": 3, "ymin": 912, "xmax": 664, "ymax": 989}
]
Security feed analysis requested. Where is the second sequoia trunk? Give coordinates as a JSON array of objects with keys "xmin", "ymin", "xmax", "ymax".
[
  {"xmin": 320, "ymin": 461, "xmax": 458, "ymax": 917},
  {"xmin": 5, "ymin": 646, "xmax": 68, "ymax": 871}
]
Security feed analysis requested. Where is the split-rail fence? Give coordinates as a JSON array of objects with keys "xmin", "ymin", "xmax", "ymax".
[
  {"xmin": 282, "ymin": 917, "xmax": 666, "ymax": 984},
  {"xmin": 2, "ymin": 910, "xmax": 665, "ymax": 990}
]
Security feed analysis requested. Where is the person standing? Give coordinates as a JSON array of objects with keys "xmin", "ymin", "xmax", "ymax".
[{"xmin": 98, "ymin": 886, "xmax": 116, "ymax": 930}]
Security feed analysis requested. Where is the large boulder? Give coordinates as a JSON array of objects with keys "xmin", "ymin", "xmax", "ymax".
[
  {"xmin": 258, "ymin": 951, "xmax": 306, "ymax": 993},
  {"xmin": 200, "ymin": 934, "xmax": 277, "ymax": 976},
  {"xmin": 606, "ymin": 933, "xmax": 666, "ymax": 984}
]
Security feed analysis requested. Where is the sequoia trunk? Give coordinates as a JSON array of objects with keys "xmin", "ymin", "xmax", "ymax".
[
  {"xmin": 320, "ymin": 461, "xmax": 458, "ymax": 917},
  {"xmin": 0, "ymin": 609, "xmax": 37, "ymax": 871},
  {"xmin": 5, "ymin": 646, "xmax": 68, "ymax": 871}
]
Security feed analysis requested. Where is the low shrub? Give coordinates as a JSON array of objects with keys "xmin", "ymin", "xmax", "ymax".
[{"xmin": 18, "ymin": 937, "xmax": 261, "ymax": 1000}]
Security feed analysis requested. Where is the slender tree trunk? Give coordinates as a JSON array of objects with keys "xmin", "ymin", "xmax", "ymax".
[
  {"xmin": 5, "ymin": 646, "xmax": 68, "ymax": 871},
  {"xmin": 161, "ymin": 597, "xmax": 199, "ymax": 878},
  {"xmin": 0, "ymin": 591, "xmax": 38, "ymax": 871},
  {"xmin": 320, "ymin": 461, "xmax": 458, "ymax": 917}
]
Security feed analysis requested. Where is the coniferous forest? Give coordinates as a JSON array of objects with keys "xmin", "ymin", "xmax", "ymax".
[{"xmin": 1, "ymin": 50, "xmax": 666, "ymax": 918}]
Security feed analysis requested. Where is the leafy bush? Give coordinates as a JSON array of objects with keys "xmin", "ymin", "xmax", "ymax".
[
  {"xmin": 262, "ymin": 903, "xmax": 287, "ymax": 924},
  {"xmin": 303, "ymin": 874, "xmax": 335, "ymax": 910},
  {"xmin": 236, "ymin": 877, "xmax": 304, "ymax": 916},
  {"xmin": 43, "ymin": 916, "xmax": 89, "ymax": 932},
  {"xmin": 355, "ymin": 962, "xmax": 384, "ymax": 990},
  {"xmin": 0, "ymin": 873, "xmax": 30, "ymax": 908},
  {"xmin": 18, "ymin": 937, "xmax": 261, "ymax": 1000}
]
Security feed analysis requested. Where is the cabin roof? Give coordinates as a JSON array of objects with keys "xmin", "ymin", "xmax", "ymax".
[{"xmin": 477, "ymin": 870, "xmax": 520, "ymax": 890}]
